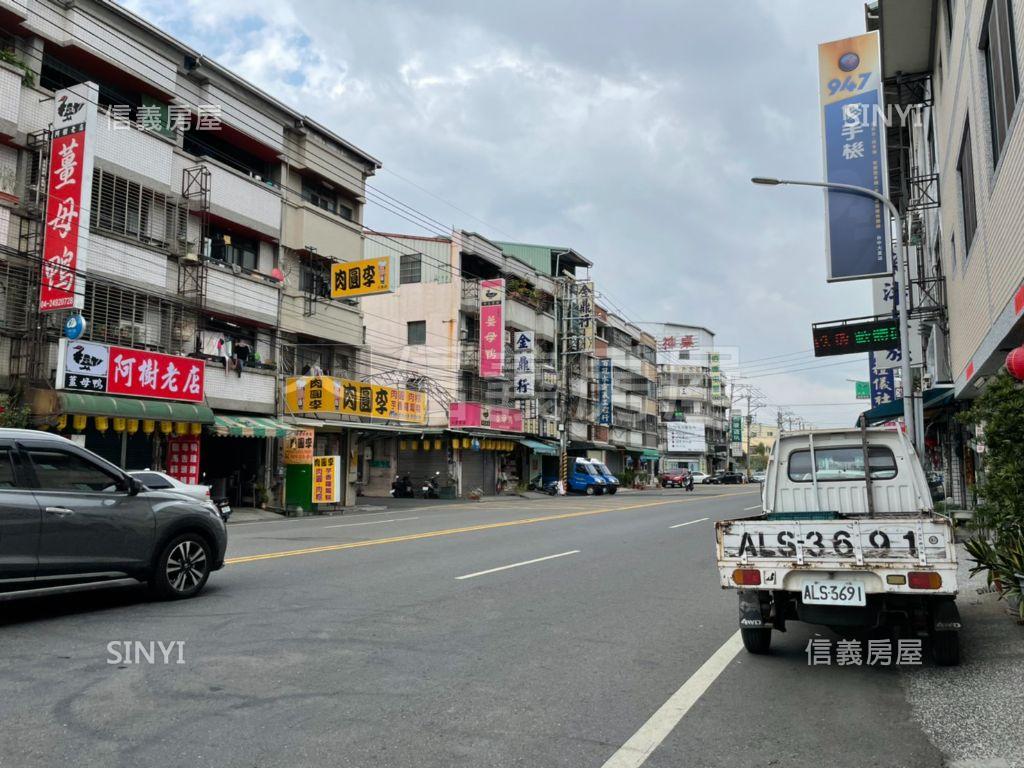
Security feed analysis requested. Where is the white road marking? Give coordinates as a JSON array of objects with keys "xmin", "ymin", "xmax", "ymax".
[
  {"xmin": 669, "ymin": 518, "xmax": 709, "ymax": 529},
  {"xmin": 743, "ymin": 504, "xmax": 762, "ymax": 510},
  {"xmin": 324, "ymin": 516, "xmax": 419, "ymax": 529},
  {"xmin": 600, "ymin": 631, "xmax": 744, "ymax": 768},
  {"xmin": 455, "ymin": 550, "xmax": 580, "ymax": 580}
]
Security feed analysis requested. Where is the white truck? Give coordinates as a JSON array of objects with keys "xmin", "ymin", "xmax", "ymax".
[{"xmin": 715, "ymin": 426, "xmax": 961, "ymax": 665}]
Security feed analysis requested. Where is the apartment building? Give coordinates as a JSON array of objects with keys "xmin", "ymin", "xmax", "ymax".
[
  {"xmin": 0, "ymin": 0, "xmax": 380, "ymax": 508},
  {"xmin": 592, "ymin": 306, "xmax": 659, "ymax": 478},
  {"xmin": 646, "ymin": 323, "xmax": 730, "ymax": 475},
  {"xmin": 359, "ymin": 233, "xmax": 583, "ymax": 496},
  {"xmin": 870, "ymin": 0, "xmax": 1024, "ymax": 505}
]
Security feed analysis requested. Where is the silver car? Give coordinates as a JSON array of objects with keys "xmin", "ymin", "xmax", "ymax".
[{"xmin": 0, "ymin": 429, "xmax": 227, "ymax": 601}]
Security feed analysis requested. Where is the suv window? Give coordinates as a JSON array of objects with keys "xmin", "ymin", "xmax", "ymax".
[
  {"xmin": 0, "ymin": 448, "xmax": 16, "ymax": 489},
  {"xmin": 133, "ymin": 472, "xmax": 174, "ymax": 489},
  {"xmin": 27, "ymin": 449, "xmax": 123, "ymax": 492},
  {"xmin": 787, "ymin": 446, "xmax": 897, "ymax": 482}
]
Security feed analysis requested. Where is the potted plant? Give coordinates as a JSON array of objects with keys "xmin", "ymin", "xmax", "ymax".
[{"xmin": 255, "ymin": 483, "xmax": 269, "ymax": 510}]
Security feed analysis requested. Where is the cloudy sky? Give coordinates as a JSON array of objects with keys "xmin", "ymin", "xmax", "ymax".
[{"xmin": 125, "ymin": 0, "xmax": 876, "ymax": 428}]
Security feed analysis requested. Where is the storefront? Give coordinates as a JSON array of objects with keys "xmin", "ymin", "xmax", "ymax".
[
  {"xmin": 29, "ymin": 388, "xmax": 214, "ymax": 470},
  {"xmin": 519, "ymin": 438, "xmax": 559, "ymax": 487},
  {"xmin": 205, "ymin": 414, "xmax": 295, "ymax": 508}
]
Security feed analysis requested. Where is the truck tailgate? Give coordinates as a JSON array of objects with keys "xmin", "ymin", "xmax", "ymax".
[{"xmin": 715, "ymin": 516, "xmax": 958, "ymax": 594}]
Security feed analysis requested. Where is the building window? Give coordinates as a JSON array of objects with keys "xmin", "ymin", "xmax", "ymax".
[
  {"xmin": 407, "ymin": 321, "xmax": 426, "ymax": 346},
  {"xmin": 400, "ymin": 253, "xmax": 422, "ymax": 284},
  {"xmin": 300, "ymin": 258, "xmax": 330, "ymax": 298},
  {"xmin": 957, "ymin": 119, "xmax": 978, "ymax": 254},
  {"xmin": 301, "ymin": 177, "xmax": 354, "ymax": 221},
  {"xmin": 209, "ymin": 226, "xmax": 259, "ymax": 272},
  {"xmin": 982, "ymin": 0, "xmax": 1020, "ymax": 163},
  {"xmin": 89, "ymin": 169, "xmax": 185, "ymax": 249}
]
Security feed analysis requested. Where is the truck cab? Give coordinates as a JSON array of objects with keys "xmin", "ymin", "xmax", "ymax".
[
  {"xmin": 715, "ymin": 427, "xmax": 961, "ymax": 665},
  {"xmin": 568, "ymin": 458, "xmax": 606, "ymax": 495}
]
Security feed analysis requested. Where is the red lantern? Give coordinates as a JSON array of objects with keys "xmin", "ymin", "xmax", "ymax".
[{"xmin": 1006, "ymin": 345, "xmax": 1024, "ymax": 380}]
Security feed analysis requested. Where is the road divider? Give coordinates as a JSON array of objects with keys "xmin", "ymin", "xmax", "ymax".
[
  {"xmin": 225, "ymin": 490, "xmax": 756, "ymax": 566},
  {"xmin": 455, "ymin": 550, "xmax": 580, "ymax": 580}
]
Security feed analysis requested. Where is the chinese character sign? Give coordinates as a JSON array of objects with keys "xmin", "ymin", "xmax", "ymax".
[
  {"xmin": 40, "ymin": 83, "xmax": 98, "ymax": 313},
  {"xmin": 566, "ymin": 281, "xmax": 596, "ymax": 354},
  {"xmin": 283, "ymin": 429, "xmax": 315, "ymax": 465},
  {"xmin": 730, "ymin": 414, "xmax": 743, "ymax": 443},
  {"xmin": 597, "ymin": 358, "xmax": 612, "ymax": 426},
  {"xmin": 448, "ymin": 402, "xmax": 523, "ymax": 432},
  {"xmin": 479, "ymin": 279, "xmax": 505, "ymax": 378},
  {"xmin": 869, "ymin": 351, "xmax": 897, "ymax": 407},
  {"xmin": 166, "ymin": 436, "xmax": 201, "ymax": 485},
  {"xmin": 512, "ymin": 330, "xmax": 535, "ymax": 397},
  {"xmin": 283, "ymin": 376, "xmax": 426, "ymax": 423},
  {"xmin": 312, "ymin": 455, "xmax": 340, "ymax": 504},
  {"xmin": 330, "ymin": 257, "xmax": 392, "ymax": 299},
  {"xmin": 819, "ymin": 33, "xmax": 889, "ymax": 281},
  {"xmin": 56, "ymin": 338, "xmax": 205, "ymax": 402}
]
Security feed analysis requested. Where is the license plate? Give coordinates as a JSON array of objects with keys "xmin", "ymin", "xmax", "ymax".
[
  {"xmin": 802, "ymin": 581, "xmax": 865, "ymax": 606},
  {"xmin": 219, "ymin": 505, "xmax": 231, "ymax": 514}
]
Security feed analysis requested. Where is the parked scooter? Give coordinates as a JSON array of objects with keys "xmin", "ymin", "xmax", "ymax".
[
  {"xmin": 685, "ymin": 475, "xmax": 695, "ymax": 492},
  {"xmin": 391, "ymin": 474, "xmax": 415, "ymax": 498},
  {"xmin": 422, "ymin": 471, "xmax": 441, "ymax": 499}
]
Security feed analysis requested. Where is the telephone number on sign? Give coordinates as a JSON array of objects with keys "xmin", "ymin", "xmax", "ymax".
[{"xmin": 729, "ymin": 528, "xmax": 939, "ymax": 559}]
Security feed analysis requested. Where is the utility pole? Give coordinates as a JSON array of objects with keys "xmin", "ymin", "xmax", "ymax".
[{"xmin": 557, "ymin": 276, "xmax": 570, "ymax": 493}]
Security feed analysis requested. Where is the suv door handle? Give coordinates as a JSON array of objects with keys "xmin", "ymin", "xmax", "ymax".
[{"xmin": 45, "ymin": 506, "xmax": 75, "ymax": 517}]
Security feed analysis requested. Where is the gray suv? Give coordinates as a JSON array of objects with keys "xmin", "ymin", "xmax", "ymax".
[{"xmin": 0, "ymin": 429, "xmax": 227, "ymax": 600}]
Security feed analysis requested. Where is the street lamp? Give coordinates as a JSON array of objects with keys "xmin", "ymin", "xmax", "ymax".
[{"xmin": 751, "ymin": 176, "xmax": 917, "ymax": 454}]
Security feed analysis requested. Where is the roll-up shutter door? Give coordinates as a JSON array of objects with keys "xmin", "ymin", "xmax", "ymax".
[{"xmin": 397, "ymin": 446, "xmax": 448, "ymax": 486}]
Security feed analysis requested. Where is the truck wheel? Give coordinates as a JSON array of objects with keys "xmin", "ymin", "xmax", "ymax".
[
  {"xmin": 740, "ymin": 627, "xmax": 772, "ymax": 654},
  {"xmin": 932, "ymin": 631, "xmax": 960, "ymax": 666},
  {"xmin": 585, "ymin": 486, "xmax": 595, "ymax": 495}
]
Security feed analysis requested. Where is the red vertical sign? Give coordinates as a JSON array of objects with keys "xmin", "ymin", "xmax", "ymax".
[
  {"xmin": 39, "ymin": 84, "xmax": 97, "ymax": 313},
  {"xmin": 479, "ymin": 278, "xmax": 505, "ymax": 378},
  {"xmin": 166, "ymin": 436, "xmax": 201, "ymax": 485}
]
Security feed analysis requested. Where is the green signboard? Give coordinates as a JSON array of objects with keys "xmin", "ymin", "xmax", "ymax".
[
  {"xmin": 730, "ymin": 414, "xmax": 743, "ymax": 442},
  {"xmin": 855, "ymin": 381, "xmax": 870, "ymax": 399}
]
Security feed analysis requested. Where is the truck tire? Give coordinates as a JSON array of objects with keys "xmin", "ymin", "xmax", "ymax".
[
  {"xmin": 585, "ymin": 486, "xmax": 595, "ymax": 496},
  {"xmin": 932, "ymin": 631, "xmax": 960, "ymax": 666},
  {"xmin": 740, "ymin": 627, "xmax": 772, "ymax": 654}
]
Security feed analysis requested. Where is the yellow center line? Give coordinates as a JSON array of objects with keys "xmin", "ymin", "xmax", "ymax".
[{"xmin": 225, "ymin": 489, "xmax": 756, "ymax": 566}]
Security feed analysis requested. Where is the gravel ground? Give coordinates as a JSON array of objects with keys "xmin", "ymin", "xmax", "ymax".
[{"xmin": 901, "ymin": 543, "xmax": 1024, "ymax": 768}]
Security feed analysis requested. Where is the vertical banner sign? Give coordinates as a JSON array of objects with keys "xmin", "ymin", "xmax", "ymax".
[
  {"xmin": 479, "ymin": 279, "xmax": 505, "ymax": 378},
  {"xmin": 40, "ymin": 83, "xmax": 98, "ymax": 312},
  {"xmin": 597, "ymin": 358, "xmax": 612, "ymax": 425},
  {"xmin": 818, "ymin": 33, "xmax": 889, "ymax": 281},
  {"xmin": 312, "ymin": 455, "xmax": 340, "ymax": 504},
  {"xmin": 871, "ymin": 276, "xmax": 907, "ymax": 370},
  {"xmin": 512, "ymin": 330, "xmax": 535, "ymax": 397},
  {"xmin": 869, "ymin": 351, "xmax": 897, "ymax": 407},
  {"xmin": 730, "ymin": 414, "xmax": 743, "ymax": 443},
  {"xmin": 166, "ymin": 436, "xmax": 201, "ymax": 485},
  {"xmin": 709, "ymin": 353, "xmax": 722, "ymax": 398}
]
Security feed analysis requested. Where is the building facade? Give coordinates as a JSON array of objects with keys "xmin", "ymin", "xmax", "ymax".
[
  {"xmin": 0, "ymin": 0, "xmax": 380, "ymax": 509},
  {"xmin": 646, "ymin": 323, "xmax": 730, "ymax": 475},
  {"xmin": 871, "ymin": 0, "xmax": 1024, "ymax": 505}
]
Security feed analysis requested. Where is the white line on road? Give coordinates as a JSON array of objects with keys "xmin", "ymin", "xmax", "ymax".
[
  {"xmin": 455, "ymin": 550, "xmax": 580, "ymax": 580},
  {"xmin": 669, "ymin": 518, "xmax": 709, "ymax": 529},
  {"xmin": 600, "ymin": 631, "xmax": 744, "ymax": 768},
  {"xmin": 743, "ymin": 504, "xmax": 762, "ymax": 510},
  {"xmin": 324, "ymin": 517, "xmax": 419, "ymax": 529}
]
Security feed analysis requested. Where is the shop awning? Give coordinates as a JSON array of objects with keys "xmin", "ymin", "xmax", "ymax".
[
  {"xmin": 54, "ymin": 392, "xmax": 214, "ymax": 423},
  {"xmin": 519, "ymin": 439, "xmax": 558, "ymax": 456},
  {"xmin": 208, "ymin": 414, "xmax": 295, "ymax": 437},
  {"xmin": 640, "ymin": 449, "xmax": 660, "ymax": 459},
  {"xmin": 858, "ymin": 387, "xmax": 955, "ymax": 426}
]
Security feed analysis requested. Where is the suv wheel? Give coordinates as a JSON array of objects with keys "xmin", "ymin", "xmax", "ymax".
[{"xmin": 151, "ymin": 533, "xmax": 212, "ymax": 600}]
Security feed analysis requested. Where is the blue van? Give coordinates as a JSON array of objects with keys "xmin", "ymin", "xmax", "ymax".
[
  {"xmin": 569, "ymin": 457, "xmax": 606, "ymax": 495},
  {"xmin": 588, "ymin": 459, "xmax": 620, "ymax": 494}
]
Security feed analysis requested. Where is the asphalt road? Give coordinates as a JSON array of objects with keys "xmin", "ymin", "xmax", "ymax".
[{"xmin": 0, "ymin": 487, "xmax": 976, "ymax": 768}]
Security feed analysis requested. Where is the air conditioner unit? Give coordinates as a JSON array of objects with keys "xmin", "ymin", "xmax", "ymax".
[{"xmin": 231, "ymin": 264, "xmax": 242, "ymax": 275}]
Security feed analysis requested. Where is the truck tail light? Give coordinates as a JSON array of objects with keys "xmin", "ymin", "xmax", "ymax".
[
  {"xmin": 732, "ymin": 568, "xmax": 761, "ymax": 586},
  {"xmin": 908, "ymin": 571, "xmax": 942, "ymax": 590}
]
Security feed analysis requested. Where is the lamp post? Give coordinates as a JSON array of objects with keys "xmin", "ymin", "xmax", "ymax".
[{"xmin": 751, "ymin": 176, "xmax": 916, "ymax": 454}]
